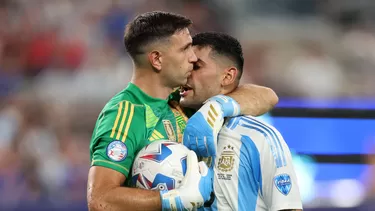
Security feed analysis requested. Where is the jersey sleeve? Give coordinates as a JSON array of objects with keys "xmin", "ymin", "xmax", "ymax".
[
  {"xmin": 257, "ymin": 126, "xmax": 303, "ymax": 211},
  {"xmin": 90, "ymin": 101, "xmax": 146, "ymax": 178},
  {"xmin": 214, "ymin": 116, "xmax": 303, "ymax": 211}
]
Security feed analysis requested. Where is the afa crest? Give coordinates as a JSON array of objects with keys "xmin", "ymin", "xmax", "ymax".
[
  {"xmin": 274, "ymin": 174, "xmax": 292, "ymax": 195},
  {"xmin": 217, "ymin": 145, "xmax": 235, "ymax": 172}
]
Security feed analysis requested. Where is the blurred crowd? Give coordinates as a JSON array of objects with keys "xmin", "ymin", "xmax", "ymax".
[{"xmin": 0, "ymin": 0, "xmax": 375, "ymax": 209}]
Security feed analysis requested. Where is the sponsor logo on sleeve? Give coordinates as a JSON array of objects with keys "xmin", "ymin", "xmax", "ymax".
[{"xmin": 274, "ymin": 174, "xmax": 292, "ymax": 195}]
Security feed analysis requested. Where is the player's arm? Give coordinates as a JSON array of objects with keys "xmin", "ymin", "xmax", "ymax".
[
  {"xmin": 87, "ymin": 166, "xmax": 161, "ymax": 211},
  {"xmin": 88, "ymin": 101, "xmax": 213, "ymax": 211},
  {"xmin": 88, "ymin": 102, "xmax": 161, "ymax": 211},
  {"xmin": 88, "ymin": 154, "xmax": 213, "ymax": 211},
  {"xmin": 227, "ymin": 83, "xmax": 278, "ymax": 116}
]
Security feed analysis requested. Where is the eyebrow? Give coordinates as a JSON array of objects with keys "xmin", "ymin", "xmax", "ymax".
[{"xmin": 196, "ymin": 58, "xmax": 206, "ymax": 65}]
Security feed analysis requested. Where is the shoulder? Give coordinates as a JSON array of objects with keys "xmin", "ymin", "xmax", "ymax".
[
  {"xmin": 225, "ymin": 115, "xmax": 289, "ymax": 168},
  {"xmin": 100, "ymin": 89, "xmax": 146, "ymax": 118},
  {"xmin": 93, "ymin": 91, "xmax": 147, "ymax": 137},
  {"xmin": 224, "ymin": 115, "xmax": 282, "ymax": 139}
]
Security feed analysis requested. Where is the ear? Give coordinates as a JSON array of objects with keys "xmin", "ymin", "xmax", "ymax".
[
  {"xmin": 148, "ymin": 50, "xmax": 163, "ymax": 72},
  {"xmin": 221, "ymin": 67, "xmax": 238, "ymax": 86}
]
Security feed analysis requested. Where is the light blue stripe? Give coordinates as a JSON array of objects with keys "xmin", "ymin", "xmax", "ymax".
[
  {"xmin": 239, "ymin": 120, "xmax": 282, "ymax": 168},
  {"xmin": 243, "ymin": 116, "xmax": 287, "ymax": 166},
  {"xmin": 238, "ymin": 135, "xmax": 261, "ymax": 211},
  {"xmin": 226, "ymin": 116, "xmax": 283, "ymax": 167},
  {"xmin": 236, "ymin": 117, "xmax": 285, "ymax": 168},
  {"xmin": 227, "ymin": 116, "xmax": 241, "ymax": 129},
  {"xmin": 240, "ymin": 117, "xmax": 285, "ymax": 167}
]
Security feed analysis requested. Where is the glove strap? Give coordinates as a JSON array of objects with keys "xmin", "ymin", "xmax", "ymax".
[
  {"xmin": 160, "ymin": 190, "xmax": 184, "ymax": 211},
  {"xmin": 205, "ymin": 95, "xmax": 240, "ymax": 117}
]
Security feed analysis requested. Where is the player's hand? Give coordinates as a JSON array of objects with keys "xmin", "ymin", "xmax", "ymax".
[
  {"xmin": 183, "ymin": 95, "xmax": 240, "ymax": 157},
  {"xmin": 160, "ymin": 151, "xmax": 213, "ymax": 211}
]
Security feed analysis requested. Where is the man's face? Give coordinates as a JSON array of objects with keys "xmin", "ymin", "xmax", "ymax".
[
  {"xmin": 160, "ymin": 28, "xmax": 197, "ymax": 88},
  {"xmin": 179, "ymin": 46, "xmax": 222, "ymax": 109}
]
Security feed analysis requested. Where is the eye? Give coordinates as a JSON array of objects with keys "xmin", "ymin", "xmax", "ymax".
[
  {"xmin": 193, "ymin": 63, "xmax": 200, "ymax": 70},
  {"xmin": 183, "ymin": 44, "xmax": 192, "ymax": 51}
]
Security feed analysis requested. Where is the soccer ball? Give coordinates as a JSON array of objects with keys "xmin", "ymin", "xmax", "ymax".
[{"xmin": 131, "ymin": 140, "xmax": 190, "ymax": 191}]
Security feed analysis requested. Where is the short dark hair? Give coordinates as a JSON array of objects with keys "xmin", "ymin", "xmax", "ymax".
[
  {"xmin": 192, "ymin": 32, "xmax": 244, "ymax": 79},
  {"xmin": 124, "ymin": 11, "xmax": 192, "ymax": 61}
]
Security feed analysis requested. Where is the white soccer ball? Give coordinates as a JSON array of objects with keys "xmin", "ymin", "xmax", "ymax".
[{"xmin": 131, "ymin": 140, "xmax": 190, "ymax": 191}]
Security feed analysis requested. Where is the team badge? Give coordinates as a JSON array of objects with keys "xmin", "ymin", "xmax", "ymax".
[
  {"xmin": 217, "ymin": 145, "xmax": 235, "ymax": 172},
  {"xmin": 163, "ymin": 120, "xmax": 176, "ymax": 141},
  {"xmin": 274, "ymin": 174, "xmax": 292, "ymax": 195},
  {"xmin": 107, "ymin": 140, "xmax": 127, "ymax": 162}
]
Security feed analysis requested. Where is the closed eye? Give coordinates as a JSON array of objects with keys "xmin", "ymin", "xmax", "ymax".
[
  {"xmin": 182, "ymin": 43, "xmax": 192, "ymax": 51},
  {"xmin": 193, "ymin": 63, "xmax": 200, "ymax": 70}
]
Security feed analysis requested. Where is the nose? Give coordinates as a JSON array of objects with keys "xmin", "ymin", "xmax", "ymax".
[{"xmin": 189, "ymin": 50, "xmax": 197, "ymax": 63}]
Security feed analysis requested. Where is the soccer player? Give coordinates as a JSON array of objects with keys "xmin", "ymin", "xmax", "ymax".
[
  {"xmin": 180, "ymin": 32, "xmax": 303, "ymax": 211},
  {"xmin": 87, "ymin": 11, "xmax": 278, "ymax": 211}
]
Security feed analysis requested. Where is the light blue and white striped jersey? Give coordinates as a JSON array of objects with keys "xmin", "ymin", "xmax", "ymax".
[{"xmin": 211, "ymin": 115, "xmax": 303, "ymax": 211}]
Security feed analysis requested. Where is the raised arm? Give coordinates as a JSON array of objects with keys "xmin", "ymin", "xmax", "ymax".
[{"xmin": 227, "ymin": 84, "xmax": 278, "ymax": 116}]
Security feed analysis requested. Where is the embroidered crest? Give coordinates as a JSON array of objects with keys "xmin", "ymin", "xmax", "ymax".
[
  {"xmin": 217, "ymin": 145, "xmax": 235, "ymax": 172},
  {"xmin": 274, "ymin": 174, "xmax": 292, "ymax": 195}
]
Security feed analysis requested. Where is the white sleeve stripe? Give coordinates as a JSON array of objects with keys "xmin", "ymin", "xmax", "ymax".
[{"xmin": 238, "ymin": 117, "xmax": 287, "ymax": 168}]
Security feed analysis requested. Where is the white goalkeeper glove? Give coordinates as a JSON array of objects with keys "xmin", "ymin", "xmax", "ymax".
[{"xmin": 160, "ymin": 151, "xmax": 213, "ymax": 211}]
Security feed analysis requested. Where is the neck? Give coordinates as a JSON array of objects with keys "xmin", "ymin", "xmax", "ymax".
[{"xmin": 131, "ymin": 67, "xmax": 173, "ymax": 100}]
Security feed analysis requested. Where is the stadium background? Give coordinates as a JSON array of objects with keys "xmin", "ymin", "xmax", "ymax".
[{"xmin": 0, "ymin": 0, "xmax": 374, "ymax": 210}]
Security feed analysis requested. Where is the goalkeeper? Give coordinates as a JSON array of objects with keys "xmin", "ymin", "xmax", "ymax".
[{"xmin": 87, "ymin": 11, "xmax": 278, "ymax": 211}]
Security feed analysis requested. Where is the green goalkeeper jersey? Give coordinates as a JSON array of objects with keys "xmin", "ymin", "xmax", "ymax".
[{"xmin": 90, "ymin": 83, "xmax": 191, "ymax": 181}]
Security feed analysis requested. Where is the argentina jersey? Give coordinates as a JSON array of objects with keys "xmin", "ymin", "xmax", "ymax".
[{"xmin": 211, "ymin": 115, "xmax": 303, "ymax": 211}]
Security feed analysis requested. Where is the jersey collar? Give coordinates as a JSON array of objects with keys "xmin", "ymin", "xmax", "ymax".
[{"xmin": 126, "ymin": 83, "xmax": 169, "ymax": 104}]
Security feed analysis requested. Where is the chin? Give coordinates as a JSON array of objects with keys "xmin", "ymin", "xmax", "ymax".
[
  {"xmin": 179, "ymin": 98, "xmax": 192, "ymax": 108},
  {"xmin": 180, "ymin": 99, "xmax": 201, "ymax": 109}
]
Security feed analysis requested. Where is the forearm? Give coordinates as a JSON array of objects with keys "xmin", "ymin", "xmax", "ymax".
[
  {"xmin": 88, "ymin": 186, "xmax": 161, "ymax": 211},
  {"xmin": 227, "ymin": 84, "xmax": 278, "ymax": 116}
]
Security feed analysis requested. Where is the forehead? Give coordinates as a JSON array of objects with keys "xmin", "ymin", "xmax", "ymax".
[
  {"xmin": 170, "ymin": 28, "xmax": 192, "ymax": 44},
  {"xmin": 193, "ymin": 46, "xmax": 214, "ymax": 63}
]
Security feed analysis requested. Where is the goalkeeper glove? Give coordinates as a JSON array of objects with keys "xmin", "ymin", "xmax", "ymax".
[
  {"xmin": 183, "ymin": 95, "xmax": 240, "ymax": 157},
  {"xmin": 160, "ymin": 151, "xmax": 213, "ymax": 211}
]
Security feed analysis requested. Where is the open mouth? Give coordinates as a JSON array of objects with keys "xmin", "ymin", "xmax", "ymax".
[{"xmin": 180, "ymin": 85, "xmax": 193, "ymax": 97}]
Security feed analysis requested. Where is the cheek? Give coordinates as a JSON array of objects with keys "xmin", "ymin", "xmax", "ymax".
[{"xmin": 195, "ymin": 81, "xmax": 220, "ymax": 98}]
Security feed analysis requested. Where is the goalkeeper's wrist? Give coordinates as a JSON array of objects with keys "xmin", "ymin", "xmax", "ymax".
[
  {"xmin": 160, "ymin": 190, "xmax": 171, "ymax": 210},
  {"xmin": 160, "ymin": 189, "xmax": 181, "ymax": 211},
  {"xmin": 205, "ymin": 95, "xmax": 240, "ymax": 117}
]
